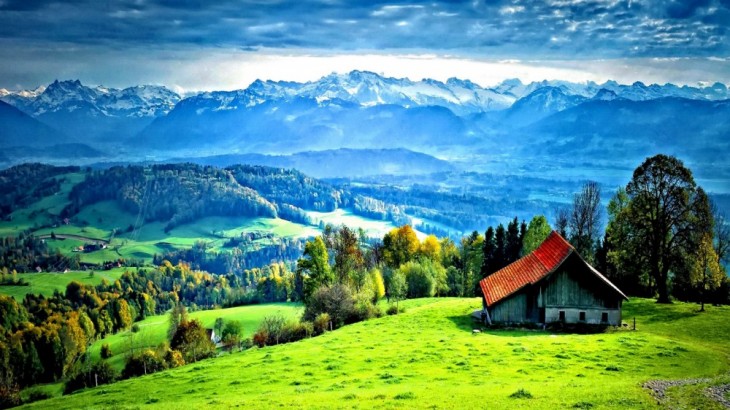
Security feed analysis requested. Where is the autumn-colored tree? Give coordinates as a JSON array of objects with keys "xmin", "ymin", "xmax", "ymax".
[
  {"xmin": 419, "ymin": 235, "xmax": 442, "ymax": 262},
  {"xmin": 170, "ymin": 319, "xmax": 215, "ymax": 363},
  {"xmin": 382, "ymin": 225, "xmax": 420, "ymax": 269},
  {"xmin": 690, "ymin": 234, "xmax": 725, "ymax": 311}
]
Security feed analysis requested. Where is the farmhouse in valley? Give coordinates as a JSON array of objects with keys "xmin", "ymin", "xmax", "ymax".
[{"xmin": 479, "ymin": 231, "xmax": 627, "ymax": 326}]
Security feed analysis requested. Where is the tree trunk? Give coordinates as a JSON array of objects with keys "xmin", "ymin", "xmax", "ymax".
[{"xmin": 656, "ymin": 267, "xmax": 671, "ymax": 303}]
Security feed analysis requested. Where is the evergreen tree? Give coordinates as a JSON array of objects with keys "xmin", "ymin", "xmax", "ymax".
[
  {"xmin": 494, "ymin": 224, "xmax": 506, "ymax": 271},
  {"xmin": 480, "ymin": 227, "xmax": 496, "ymax": 277}
]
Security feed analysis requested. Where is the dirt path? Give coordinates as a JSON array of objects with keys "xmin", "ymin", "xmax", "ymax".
[
  {"xmin": 643, "ymin": 378, "xmax": 730, "ymax": 409},
  {"xmin": 39, "ymin": 233, "xmax": 109, "ymax": 244}
]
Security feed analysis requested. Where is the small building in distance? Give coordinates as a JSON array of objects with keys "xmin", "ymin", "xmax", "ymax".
[{"xmin": 478, "ymin": 231, "xmax": 628, "ymax": 326}]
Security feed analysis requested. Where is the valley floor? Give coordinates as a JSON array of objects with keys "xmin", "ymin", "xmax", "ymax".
[{"xmin": 20, "ymin": 298, "xmax": 730, "ymax": 409}]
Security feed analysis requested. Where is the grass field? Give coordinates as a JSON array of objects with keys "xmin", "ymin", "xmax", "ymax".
[
  {"xmin": 20, "ymin": 298, "xmax": 730, "ymax": 409},
  {"xmin": 308, "ymin": 208, "xmax": 423, "ymax": 239},
  {"xmin": 85, "ymin": 302, "xmax": 304, "ymax": 371},
  {"xmin": 0, "ymin": 268, "xmax": 132, "ymax": 300}
]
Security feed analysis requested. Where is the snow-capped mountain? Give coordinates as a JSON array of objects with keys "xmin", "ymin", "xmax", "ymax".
[
  {"xmin": 501, "ymin": 86, "xmax": 588, "ymax": 125},
  {"xmin": 0, "ymin": 80, "xmax": 181, "ymax": 142},
  {"xmin": 186, "ymin": 71, "xmax": 515, "ymax": 116},
  {"xmin": 1, "ymin": 80, "xmax": 180, "ymax": 118}
]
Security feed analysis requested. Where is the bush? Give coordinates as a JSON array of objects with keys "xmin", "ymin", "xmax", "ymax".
[
  {"xmin": 64, "ymin": 361, "xmax": 117, "ymax": 394},
  {"xmin": 131, "ymin": 323, "xmax": 140, "ymax": 333},
  {"xmin": 24, "ymin": 390, "xmax": 52, "ymax": 404},
  {"xmin": 352, "ymin": 291, "xmax": 382, "ymax": 322},
  {"xmin": 163, "ymin": 349, "xmax": 185, "ymax": 368},
  {"xmin": 281, "ymin": 321, "xmax": 314, "ymax": 343},
  {"xmin": 258, "ymin": 315, "xmax": 287, "ymax": 345},
  {"xmin": 509, "ymin": 389, "xmax": 533, "ymax": 399},
  {"xmin": 386, "ymin": 305, "xmax": 405, "ymax": 315},
  {"xmin": 303, "ymin": 284, "xmax": 355, "ymax": 329},
  {"xmin": 252, "ymin": 330, "xmax": 268, "ymax": 348},
  {"xmin": 313, "ymin": 313, "xmax": 331, "ymax": 335},
  {"xmin": 121, "ymin": 349, "xmax": 167, "ymax": 379},
  {"xmin": 100, "ymin": 343, "xmax": 112, "ymax": 359}
]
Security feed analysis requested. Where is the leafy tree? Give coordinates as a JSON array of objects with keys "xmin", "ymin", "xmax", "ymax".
[
  {"xmin": 569, "ymin": 181, "xmax": 601, "ymax": 260},
  {"xmin": 167, "ymin": 303, "xmax": 189, "ymax": 342},
  {"xmin": 296, "ymin": 236, "xmax": 333, "ymax": 301},
  {"xmin": 612, "ymin": 154, "xmax": 708, "ymax": 303},
  {"xmin": 221, "ymin": 320, "xmax": 242, "ymax": 351},
  {"xmin": 522, "ymin": 215, "xmax": 552, "ymax": 255},
  {"xmin": 420, "ymin": 235, "xmax": 442, "ymax": 262},
  {"xmin": 369, "ymin": 269, "xmax": 386, "ymax": 302},
  {"xmin": 302, "ymin": 284, "xmax": 354, "ymax": 329},
  {"xmin": 690, "ymin": 234, "xmax": 725, "ymax": 311},
  {"xmin": 389, "ymin": 269, "xmax": 407, "ymax": 311},
  {"xmin": 331, "ymin": 226, "xmax": 364, "ymax": 285},
  {"xmin": 382, "ymin": 225, "xmax": 420, "ymax": 269},
  {"xmin": 170, "ymin": 319, "xmax": 215, "ymax": 363}
]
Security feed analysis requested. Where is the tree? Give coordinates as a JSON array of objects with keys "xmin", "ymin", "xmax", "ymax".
[
  {"xmin": 167, "ymin": 303, "xmax": 189, "ymax": 342},
  {"xmin": 221, "ymin": 320, "xmax": 242, "ymax": 351},
  {"xmin": 494, "ymin": 225, "xmax": 506, "ymax": 270},
  {"xmin": 389, "ymin": 269, "xmax": 407, "ymax": 311},
  {"xmin": 420, "ymin": 235, "xmax": 442, "ymax": 262},
  {"xmin": 214, "ymin": 317, "xmax": 224, "ymax": 338},
  {"xmin": 506, "ymin": 217, "xmax": 522, "ymax": 263},
  {"xmin": 555, "ymin": 207, "xmax": 569, "ymax": 238},
  {"xmin": 569, "ymin": 181, "xmax": 601, "ymax": 260},
  {"xmin": 331, "ymin": 226, "xmax": 364, "ymax": 285},
  {"xmin": 690, "ymin": 234, "xmax": 724, "ymax": 311},
  {"xmin": 382, "ymin": 225, "xmax": 420, "ymax": 269},
  {"xmin": 170, "ymin": 319, "xmax": 215, "ymax": 362},
  {"xmin": 480, "ymin": 227, "xmax": 496, "ymax": 277},
  {"xmin": 295, "ymin": 236, "xmax": 332, "ymax": 301},
  {"xmin": 712, "ymin": 202, "xmax": 729, "ymax": 266},
  {"xmin": 614, "ymin": 154, "xmax": 706, "ymax": 303},
  {"xmin": 522, "ymin": 216, "xmax": 552, "ymax": 255}
]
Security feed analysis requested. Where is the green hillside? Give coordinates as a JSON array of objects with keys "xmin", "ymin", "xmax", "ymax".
[{"xmin": 21, "ymin": 298, "xmax": 730, "ymax": 409}]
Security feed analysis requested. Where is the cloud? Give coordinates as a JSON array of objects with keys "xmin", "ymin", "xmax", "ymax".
[{"xmin": 0, "ymin": 0, "xmax": 728, "ymax": 88}]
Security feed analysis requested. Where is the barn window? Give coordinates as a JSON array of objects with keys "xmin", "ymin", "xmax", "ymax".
[
  {"xmin": 579, "ymin": 311, "xmax": 586, "ymax": 321},
  {"xmin": 559, "ymin": 311, "xmax": 565, "ymax": 321},
  {"xmin": 601, "ymin": 312, "xmax": 608, "ymax": 323}
]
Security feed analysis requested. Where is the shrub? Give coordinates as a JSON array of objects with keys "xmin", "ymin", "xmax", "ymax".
[
  {"xmin": 303, "ymin": 284, "xmax": 355, "ymax": 329},
  {"xmin": 100, "ymin": 343, "xmax": 112, "ymax": 359},
  {"xmin": 121, "ymin": 349, "xmax": 167, "ymax": 379},
  {"xmin": 252, "ymin": 330, "xmax": 268, "ymax": 348},
  {"xmin": 280, "ymin": 322, "xmax": 314, "ymax": 343},
  {"xmin": 352, "ymin": 291, "xmax": 382, "ymax": 322},
  {"xmin": 131, "ymin": 323, "xmax": 140, "ymax": 333},
  {"xmin": 64, "ymin": 361, "xmax": 117, "ymax": 394},
  {"xmin": 313, "ymin": 313, "xmax": 331, "ymax": 335},
  {"xmin": 387, "ymin": 305, "xmax": 405, "ymax": 315},
  {"xmin": 258, "ymin": 315, "xmax": 287, "ymax": 345},
  {"xmin": 24, "ymin": 390, "xmax": 52, "ymax": 403},
  {"xmin": 164, "ymin": 349, "xmax": 185, "ymax": 368},
  {"xmin": 509, "ymin": 389, "xmax": 533, "ymax": 399}
]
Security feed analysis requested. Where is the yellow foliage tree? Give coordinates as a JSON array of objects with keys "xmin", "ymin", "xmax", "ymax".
[{"xmin": 690, "ymin": 233, "xmax": 724, "ymax": 311}]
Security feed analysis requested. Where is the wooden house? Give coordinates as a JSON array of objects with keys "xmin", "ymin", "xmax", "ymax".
[{"xmin": 478, "ymin": 231, "xmax": 627, "ymax": 326}]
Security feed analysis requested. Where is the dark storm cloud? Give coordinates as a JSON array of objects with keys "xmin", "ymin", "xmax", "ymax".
[{"xmin": 1, "ymin": 0, "xmax": 727, "ymax": 58}]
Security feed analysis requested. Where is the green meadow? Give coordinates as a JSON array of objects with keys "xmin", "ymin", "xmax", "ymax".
[
  {"xmin": 0, "ymin": 268, "xmax": 131, "ymax": 300},
  {"xmin": 20, "ymin": 298, "xmax": 730, "ymax": 409},
  {"xmin": 87, "ymin": 302, "xmax": 304, "ymax": 371}
]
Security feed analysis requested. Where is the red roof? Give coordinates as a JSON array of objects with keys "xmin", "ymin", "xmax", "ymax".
[{"xmin": 479, "ymin": 231, "xmax": 627, "ymax": 306}]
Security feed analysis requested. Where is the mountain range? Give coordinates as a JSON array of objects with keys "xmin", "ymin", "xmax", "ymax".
[{"xmin": 1, "ymin": 71, "xmax": 728, "ymax": 176}]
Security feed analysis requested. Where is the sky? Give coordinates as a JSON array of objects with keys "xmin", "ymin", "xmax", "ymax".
[{"xmin": 0, "ymin": 0, "xmax": 729, "ymax": 91}]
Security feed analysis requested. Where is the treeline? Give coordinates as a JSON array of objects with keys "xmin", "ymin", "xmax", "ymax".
[
  {"xmin": 0, "ymin": 231, "xmax": 81, "ymax": 273},
  {"xmin": 152, "ymin": 236, "xmax": 305, "ymax": 277},
  {"xmin": 0, "ymin": 164, "xmax": 80, "ymax": 220},
  {"xmin": 57, "ymin": 163, "xmax": 408, "ymax": 234},
  {"xmin": 63, "ymin": 164, "xmax": 278, "ymax": 233},
  {"xmin": 346, "ymin": 184, "xmax": 553, "ymax": 234}
]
